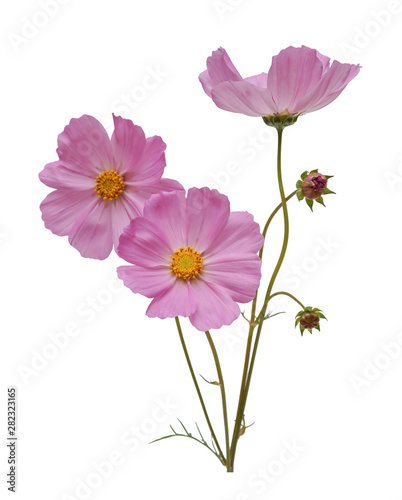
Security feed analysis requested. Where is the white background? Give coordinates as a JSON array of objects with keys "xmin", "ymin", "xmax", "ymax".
[{"xmin": 2, "ymin": 0, "xmax": 402, "ymax": 498}]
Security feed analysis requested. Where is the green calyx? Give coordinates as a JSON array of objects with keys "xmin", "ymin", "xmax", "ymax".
[
  {"xmin": 262, "ymin": 112, "xmax": 300, "ymax": 129},
  {"xmin": 295, "ymin": 306, "xmax": 327, "ymax": 336}
]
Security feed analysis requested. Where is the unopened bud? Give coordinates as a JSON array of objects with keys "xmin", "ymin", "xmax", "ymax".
[
  {"xmin": 301, "ymin": 172, "xmax": 327, "ymax": 200},
  {"xmin": 295, "ymin": 306, "xmax": 327, "ymax": 335},
  {"xmin": 296, "ymin": 170, "xmax": 335, "ymax": 211},
  {"xmin": 300, "ymin": 312, "xmax": 320, "ymax": 330}
]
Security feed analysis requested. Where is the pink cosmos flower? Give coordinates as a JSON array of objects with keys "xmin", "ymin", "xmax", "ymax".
[
  {"xmin": 117, "ymin": 188, "xmax": 263, "ymax": 331},
  {"xmin": 39, "ymin": 115, "xmax": 183, "ymax": 260},
  {"xmin": 199, "ymin": 45, "xmax": 360, "ymax": 118}
]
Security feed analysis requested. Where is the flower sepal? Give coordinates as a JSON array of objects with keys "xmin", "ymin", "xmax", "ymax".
[
  {"xmin": 262, "ymin": 112, "xmax": 300, "ymax": 129},
  {"xmin": 296, "ymin": 170, "xmax": 335, "ymax": 211},
  {"xmin": 295, "ymin": 306, "xmax": 327, "ymax": 336}
]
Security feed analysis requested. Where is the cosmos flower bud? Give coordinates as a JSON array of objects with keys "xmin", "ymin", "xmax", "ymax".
[
  {"xmin": 301, "ymin": 172, "xmax": 327, "ymax": 199},
  {"xmin": 296, "ymin": 170, "xmax": 335, "ymax": 211},
  {"xmin": 295, "ymin": 307, "xmax": 327, "ymax": 336}
]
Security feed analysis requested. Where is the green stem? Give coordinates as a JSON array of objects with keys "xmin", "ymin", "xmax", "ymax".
[
  {"xmin": 205, "ymin": 331, "xmax": 231, "ymax": 472},
  {"xmin": 230, "ymin": 126, "xmax": 290, "ymax": 469},
  {"xmin": 267, "ymin": 291, "xmax": 304, "ymax": 310},
  {"xmin": 174, "ymin": 317, "xmax": 225, "ymax": 463},
  {"xmin": 259, "ymin": 190, "xmax": 297, "ymax": 261},
  {"xmin": 228, "ymin": 187, "xmax": 297, "ymax": 469},
  {"xmin": 249, "ymin": 190, "xmax": 297, "ymax": 325}
]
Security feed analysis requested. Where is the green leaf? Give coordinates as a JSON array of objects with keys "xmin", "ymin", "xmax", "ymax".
[
  {"xmin": 240, "ymin": 311, "xmax": 250, "ymax": 323},
  {"xmin": 199, "ymin": 374, "xmax": 220, "ymax": 386},
  {"xmin": 263, "ymin": 311, "xmax": 285, "ymax": 321},
  {"xmin": 310, "ymin": 169, "xmax": 318, "ymax": 173},
  {"xmin": 297, "ymin": 190, "xmax": 304, "ymax": 201},
  {"xmin": 322, "ymin": 188, "xmax": 335, "ymax": 195},
  {"xmin": 315, "ymin": 196, "xmax": 326, "ymax": 207},
  {"xmin": 306, "ymin": 199, "xmax": 314, "ymax": 211},
  {"xmin": 150, "ymin": 419, "xmax": 225, "ymax": 465},
  {"xmin": 301, "ymin": 171, "xmax": 308, "ymax": 180},
  {"xmin": 296, "ymin": 180, "xmax": 303, "ymax": 188}
]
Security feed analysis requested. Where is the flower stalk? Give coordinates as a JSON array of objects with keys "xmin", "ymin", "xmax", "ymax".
[
  {"xmin": 229, "ymin": 126, "xmax": 290, "ymax": 471},
  {"xmin": 174, "ymin": 317, "xmax": 225, "ymax": 463}
]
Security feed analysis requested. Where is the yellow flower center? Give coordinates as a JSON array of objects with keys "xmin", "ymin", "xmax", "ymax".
[
  {"xmin": 169, "ymin": 246, "xmax": 203, "ymax": 280},
  {"xmin": 94, "ymin": 169, "xmax": 125, "ymax": 200}
]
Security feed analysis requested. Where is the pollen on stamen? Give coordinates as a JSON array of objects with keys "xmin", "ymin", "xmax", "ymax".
[
  {"xmin": 94, "ymin": 169, "xmax": 125, "ymax": 201},
  {"xmin": 169, "ymin": 245, "xmax": 203, "ymax": 280}
]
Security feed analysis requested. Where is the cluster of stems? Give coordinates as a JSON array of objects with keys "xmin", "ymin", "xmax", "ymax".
[{"xmin": 173, "ymin": 126, "xmax": 304, "ymax": 472}]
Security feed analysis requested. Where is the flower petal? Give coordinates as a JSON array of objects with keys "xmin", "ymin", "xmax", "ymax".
[
  {"xmin": 141, "ymin": 190, "xmax": 187, "ymax": 250},
  {"xmin": 117, "ymin": 265, "xmax": 174, "ymax": 298},
  {"xmin": 39, "ymin": 160, "xmax": 96, "ymax": 190},
  {"xmin": 185, "ymin": 188, "xmax": 230, "ymax": 253},
  {"xmin": 109, "ymin": 197, "xmax": 140, "ymax": 251},
  {"xmin": 267, "ymin": 46, "xmax": 331, "ymax": 114},
  {"xmin": 203, "ymin": 254, "xmax": 262, "ymax": 303},
  {"xmin": 40, "ymin": 189, "xmax": 95, "ymax": 236},
  {"xmin": 68, "ymin": 199, "xmax": 114, "ymax": 260},
  {"xmin": 244, "ymin": 72, "xmax": 268, "ymax": 88},
  {"xmin": 117, "ymin": 217, "xmax": 172, "ymax": 267},
  {"xmin": 56, "ymin": 115, "xmax": 113, "ymax": 174},
  {"xmin": 111, "ymin": 115, "xmax": 147, "ymax": 176},
  {"xmin": 296, "ymin": 60, "xmax": 361, "ymax": 114},
  {"xmin": 207, "ymin": 211, "xmax": 263, "ymax": 258},
  {"xmin": 199, "ymin": 47, "xmax": 242, "ymax": 97},
  {"xmin": 211, "ymin": 80, "xmax": 276, "ymax": 117},
  {"xmin": 146, "ymin": 279, "xmax": 197, "ymax": 319},
  {"xmin": 189, "ymin": 279, "xmax": 240, "ymax": 331},
  {"xmin": 127, "ymin": 135, "xmax": 167, "ymax": 186}
]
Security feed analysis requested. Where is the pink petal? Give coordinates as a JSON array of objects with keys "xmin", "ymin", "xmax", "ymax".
[
  {"xmin": 109, "ymin": 197, "xmax": 140, "ymax": 251},
  {"xmin": 189, "ymin": 279, "xmax": 240, "ymax": 331},
  {"xmin": 185, "ymin": 188, "xmax": 230, "ymax": 253},
  {"xmin": 111, "ymin": 115, "xmax": 147, "ymax": 177},
  {"xmin": 40, "ymin": 189, "xmax": 95, "ymax": 236},
  {"xmin": 56, "ymin": 115, "xmax": 113, "ymax": 175},
  {"xmin": 244, "ymin": 72, "xmax": 268, "ymax": 88},
  {"xmin": 211, "ymin": 80, "xmax": 276, "ymax": 117},
  {"xmin": 199, "ymin": 47, "xmax": 242, "ymax": 97},
  {"xmin": 121, "ymin": 178, "xmax": 185, "ymax": 223},
  {"xmin": 267, "ymin": 46, "xmax": 331, "ymax": 114},
  {"xmin": 296, "ymin": 60, "xmax": 361, "ymax": 114},
  {"xmin": 117, "ymin": 265, "xmax": 174, "ymax": 298},
  {"xmin": 141, "ymin": 190, "xmax": 187, "ymax": 250},
  {"xmin": 128, "ymin": 135, "xmax": 166, "ymax": 185},
  {"xmin": 202, "ymin": 254, "xmax": 262, "ymax": 303},
  {"xmin": 207, "ymin": 211, "xmax": 263, "ymax": 258},
  {"xmin": 39, "ymin": 160, "xmax": 96, "ymax": 190},
  {"xmin": 146, "ymin": 279, "xmax": 197, "ymax": 319},
  {"xmin": 68, "ymin": 199, "xmax": 114, "ymax": 260},
  {"xmin": 117, "ymin": 217, "xmax": 171, "ymax": 267}
]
